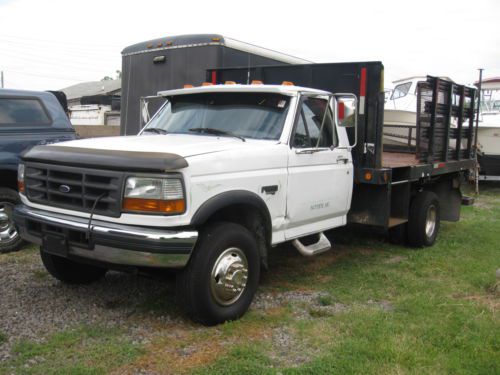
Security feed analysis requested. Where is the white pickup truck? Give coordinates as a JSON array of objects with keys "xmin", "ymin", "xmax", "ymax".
[
  {"xmin": 14, "ymin": 83, "xmax": 356, "ymax": 324},
  {"xmin": 14, "ymin": 62, "xmax": 477, "ymax": 324}
]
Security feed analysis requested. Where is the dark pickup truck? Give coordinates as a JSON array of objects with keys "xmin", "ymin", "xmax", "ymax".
[{"xmin": 0, "ymin": 89, "xmax": 76, "ymax": 252}]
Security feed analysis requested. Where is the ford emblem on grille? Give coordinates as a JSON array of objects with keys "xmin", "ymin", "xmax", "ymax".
[{"xmin": 59, "ymin": 184, "xmax": 71, "ymax": 193}]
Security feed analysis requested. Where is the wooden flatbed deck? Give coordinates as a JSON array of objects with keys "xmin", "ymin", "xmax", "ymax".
[{"xmin": 382, "ymin": 152, "xmax": 422, "ymax": 168}]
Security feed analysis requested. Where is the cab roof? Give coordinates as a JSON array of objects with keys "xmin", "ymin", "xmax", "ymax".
[{"xmin": 157, "ymin": 84, "xmax": 331, "ymax": 98}]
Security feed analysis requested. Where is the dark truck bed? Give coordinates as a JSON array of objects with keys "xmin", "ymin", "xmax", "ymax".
[{"xmin": 210, "ymin": 62, "xmax": 477, "ymax": 229}]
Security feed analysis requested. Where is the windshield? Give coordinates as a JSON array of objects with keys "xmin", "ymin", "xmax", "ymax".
[
  {"xmin": 480, "ymin": 89, "xmax": 500, "ymax": 113},
  {"xmin": 142, "ymin": 92, "xmax": 291, "ymax": 140}
]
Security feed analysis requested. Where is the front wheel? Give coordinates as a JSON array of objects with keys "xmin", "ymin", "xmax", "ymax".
[
  {"xmin": 407, "ymin": 191, "xmax": 440, "ymax": 247},
  {"xmin": 176, "ymin": 222, "xmax": 260, "ymax": 325},
  {"xmin": 0, "ymin": 187, "xmax": 26, "ymax": 253}
]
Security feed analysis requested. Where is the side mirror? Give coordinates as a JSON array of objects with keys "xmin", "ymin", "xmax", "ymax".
[{"xmin": 333, "ymin": 93, "xmax": 358, "ymax": 148}]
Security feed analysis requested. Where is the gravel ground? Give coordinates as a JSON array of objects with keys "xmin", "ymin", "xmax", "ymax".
[
  {"xmin": 0, "ymin": 248, "xmax": 184, "ymax": 361},
  {"xmin": 0, "ymin": 247, "xmax": 393, "ymax": 365}
]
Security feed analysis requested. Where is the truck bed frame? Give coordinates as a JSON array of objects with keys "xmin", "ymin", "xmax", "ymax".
[{"xmin": 209, "ymin": 62, "xmax": 477, "ymax": 229}]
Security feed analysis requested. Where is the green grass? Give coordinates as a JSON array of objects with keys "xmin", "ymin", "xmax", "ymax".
[
  {"xmin": 0, "ymin": 326, "xmax": 143, "ymax": 375},
  {"xmin": 194, "ymin": 185, "xmax": 500, "ymax": 375},
  {"xmin": 0, "ymin": 331, "xmax": 6, "ymax": 345},
  {"xmin": 1, "ymin": 184, "xmax": 498, "ymax": 374}
]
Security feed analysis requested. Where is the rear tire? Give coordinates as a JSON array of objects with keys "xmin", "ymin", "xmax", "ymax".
[
  {"xmin": 176, "ymin": 222, "xmax": 260, "ymax": 325},
  {"xmin": 0, "ymin": 187, "xmax": 26, "ymax": 253},
  {"xmin": 407, "ymin": 191, "xmax": 440, "ymax": 247},
  {"xmin": 40, "ymin": 249, "xmax": 107, "ymax": 284}
]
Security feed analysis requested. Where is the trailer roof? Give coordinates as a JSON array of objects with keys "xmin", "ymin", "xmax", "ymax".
[
  {"xmin": 157, "ymin": 84, "xmax": 331, "ymax": 97},
  {"xmin": 121, "ymin": 34, "xmax": 312, "ymax": 64}
]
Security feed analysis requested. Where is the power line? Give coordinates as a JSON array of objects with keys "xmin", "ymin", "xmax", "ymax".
[
  {"xmin": 0, "ymin": 40, "xmax": 119, "ymax": 62},
  {"xmin": 4, "ymin": 69, "xmax": 92, "ymax": 82},
  {"xmin": 1, "ymin": 52, "xmax": 118, "ymax": 74},
  {"xmin": 0, "ymin": 34, "xmax": 123, "ymax": 49}
]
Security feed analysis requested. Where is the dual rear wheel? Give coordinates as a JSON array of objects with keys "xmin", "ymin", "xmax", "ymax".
[{"xmin": 389, "ymin": 191, "xmax": 441, "ymax": 247}]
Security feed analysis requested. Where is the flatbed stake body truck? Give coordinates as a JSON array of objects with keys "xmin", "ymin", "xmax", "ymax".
[{"xmin": 13, "ymin": 62, "xmax": 477, "ymax": 324}]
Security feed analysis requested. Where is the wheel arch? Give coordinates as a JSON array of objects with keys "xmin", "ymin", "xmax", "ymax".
[{"xmin": 190, "ymin": 190, "xmax": 273, "ymax": 268}]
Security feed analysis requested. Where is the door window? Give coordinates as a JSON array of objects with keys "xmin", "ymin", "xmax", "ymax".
[{"xmin": 292, "ymin": 97, "xmax": 338, "ymax": 148}]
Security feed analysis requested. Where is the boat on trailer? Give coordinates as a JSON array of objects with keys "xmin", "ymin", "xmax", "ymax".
[
  {"xmin": 475, "ymin": 77, "xmax": 500, "ymax": 180},
  {"xmin": 383, "ymin": 76, "xmax": 453, "ymax": 150}
]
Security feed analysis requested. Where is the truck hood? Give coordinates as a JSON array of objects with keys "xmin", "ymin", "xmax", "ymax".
[{"xmin": 55, "ymin": 134, "xmax": 255, "ymax": 158}]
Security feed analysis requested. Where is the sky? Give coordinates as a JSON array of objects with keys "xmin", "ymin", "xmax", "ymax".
[{"xmin": 0, "ymin": 0, "xmax": 499, "ymax": 91}]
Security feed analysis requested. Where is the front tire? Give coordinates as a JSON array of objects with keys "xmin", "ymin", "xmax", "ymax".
[
  {"xmin": 176, "ymin": 222, "xmax": 260, "ymax": 325},
  {"xmin": 407, "ymin": 191, "xmax": 440, "ymax": 247},
  {"xmin": 40, "ymin": 249, "xmax": 107, "ymax": 284},
  {"xmin": 0, "ymin": 187, "xmax": 26, "ymax": 253}
]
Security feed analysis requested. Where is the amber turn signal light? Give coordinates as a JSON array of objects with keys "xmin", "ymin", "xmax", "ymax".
[{"xmin": 123, "ymin": 198, "xmax": 185, "ymax": 214}]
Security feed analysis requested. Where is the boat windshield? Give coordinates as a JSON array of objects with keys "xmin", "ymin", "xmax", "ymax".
[
  {"xmin": 142, "ymin": 92, "xmax": 291, "ymax": 141},
  {"xmin": 481, "ymin": 89, "xmax": 500, "ymax": 113}
]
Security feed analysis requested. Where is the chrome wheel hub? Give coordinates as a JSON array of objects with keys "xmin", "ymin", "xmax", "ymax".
[
  {"xmin": 210, "ymin": 247, "xmax": 249, "ymax": 306},
  {"xmin": 425, "ymin": 205, "xmax": 437, "ymax": 238},
  {"xmin": 0, "ymin": 202, "xmax": 18, "ymax": 245}
]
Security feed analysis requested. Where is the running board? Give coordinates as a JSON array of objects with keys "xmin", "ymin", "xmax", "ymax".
[{"xmin": 292, "ymin": 232, "xmax": 332, "ymax": 257}]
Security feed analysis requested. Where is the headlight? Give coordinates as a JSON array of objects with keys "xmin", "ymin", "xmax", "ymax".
[
  {"xmin": 17, "ymin": 164, "xmax": 25, "ymax": 193},
  {"xmin": 122, "ymin": 177, "xmax": 185, "ymax": 214}
]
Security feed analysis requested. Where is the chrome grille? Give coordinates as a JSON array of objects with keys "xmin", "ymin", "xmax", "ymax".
[{"xmin": 24, "ymin": 162, "xmax": 124, "ymax": 217}]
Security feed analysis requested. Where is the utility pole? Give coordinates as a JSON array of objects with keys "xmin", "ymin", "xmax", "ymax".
[
  {"xmin": 475, "ymin": 68, "xmax": 484, "ymax": 194},
  {"xmin": 1, "ymin": 71, "xmax": 4, "ymax": 88}
]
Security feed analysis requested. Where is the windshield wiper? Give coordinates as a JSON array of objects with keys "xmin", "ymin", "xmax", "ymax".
[
  {"xmin": 188, "ymin": 127, "xmax": 245, "ymax": 142},
  {"xmin": 142, "ymin": 128, "xmax": 168, "ymax": 135}
]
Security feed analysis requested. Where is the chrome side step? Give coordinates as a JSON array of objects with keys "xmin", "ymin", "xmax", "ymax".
[{"xmin": 292, "ymin": 232, "xmax": 332, "ymax": 257}]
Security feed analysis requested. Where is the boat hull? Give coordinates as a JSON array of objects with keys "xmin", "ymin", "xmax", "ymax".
[
  {"xmin": 478, "ymin": 153, "xmax": 500, "ymax": 176},
  {"xmin": 477, "ymin": 126, "xmax": 500, "ymax": 156},
  {"xmin": 383, "ymin": 109, "xmax": 417, "ymax": 147}
]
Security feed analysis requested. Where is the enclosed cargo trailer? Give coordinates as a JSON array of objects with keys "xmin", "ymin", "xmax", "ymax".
[{"xmin": 121, "ymin": 34, "xmax": 311, "ymax": 135}]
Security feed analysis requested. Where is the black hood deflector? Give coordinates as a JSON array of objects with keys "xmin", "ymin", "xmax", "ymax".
[{"xmin": 22, "ymin": 145, "xmax": 188, "ymax": 172}]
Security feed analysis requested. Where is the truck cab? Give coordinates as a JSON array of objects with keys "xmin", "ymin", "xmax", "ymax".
[{"xmin": 14, "ymin": 83, "xmax": 353, "ymax": 324}]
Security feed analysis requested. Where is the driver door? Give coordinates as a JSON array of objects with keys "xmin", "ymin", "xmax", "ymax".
[{"xmin": 285, "ymin": 95, "xmax": 352, "ymax": 239}]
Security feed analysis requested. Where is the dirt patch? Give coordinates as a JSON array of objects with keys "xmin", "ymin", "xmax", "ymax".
[
  {"xmin": 114, "ymin": 311, "xmax": 278, "ymax": 375},
  {"xmin": 113, "ymin": 327, "xmax": 228, "ymax": 375},
  {"xmin": 455, "ymin": 284, "xmax": 499, "ymax": 313},
  {"xmin": 471, "ymin": 193, "xmax": 500, "ymax": 210},
  {"xmin": 269, "ymin": 326, "xmax": 319, "ymax": 368},
  {"xmin": 252, "ymin": 290, "xmax": 393, "ymax": 319}
]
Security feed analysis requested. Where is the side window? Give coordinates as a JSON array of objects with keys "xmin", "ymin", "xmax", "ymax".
[
  {"xmin": 292, "ymin": 97, "xmax": 337, "ymax": 148},
  {"xmin": 391, "ymin": 82, "xmax": 412, "ymax": 100},
  {"xmin": 293, "ymin": 112, "xmax": 309, "ymax": 148},
  {"xmin": 0, "ymin": 98, "xmax": 51, "ymax": 126}
]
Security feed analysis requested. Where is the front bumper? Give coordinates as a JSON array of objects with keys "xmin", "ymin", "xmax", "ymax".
[{"xmin": 13, "ymin": 204, "xmax": 198, "ymax": 268}]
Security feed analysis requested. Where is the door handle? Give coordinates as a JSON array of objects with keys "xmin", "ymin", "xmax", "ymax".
[
  {"xmin": 336, "ymin": 156, "xmax": 349, "ymax": 164},
  {"xmin": 262, "ymin": 185, "xmax": 278, "ymax": 195}
]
